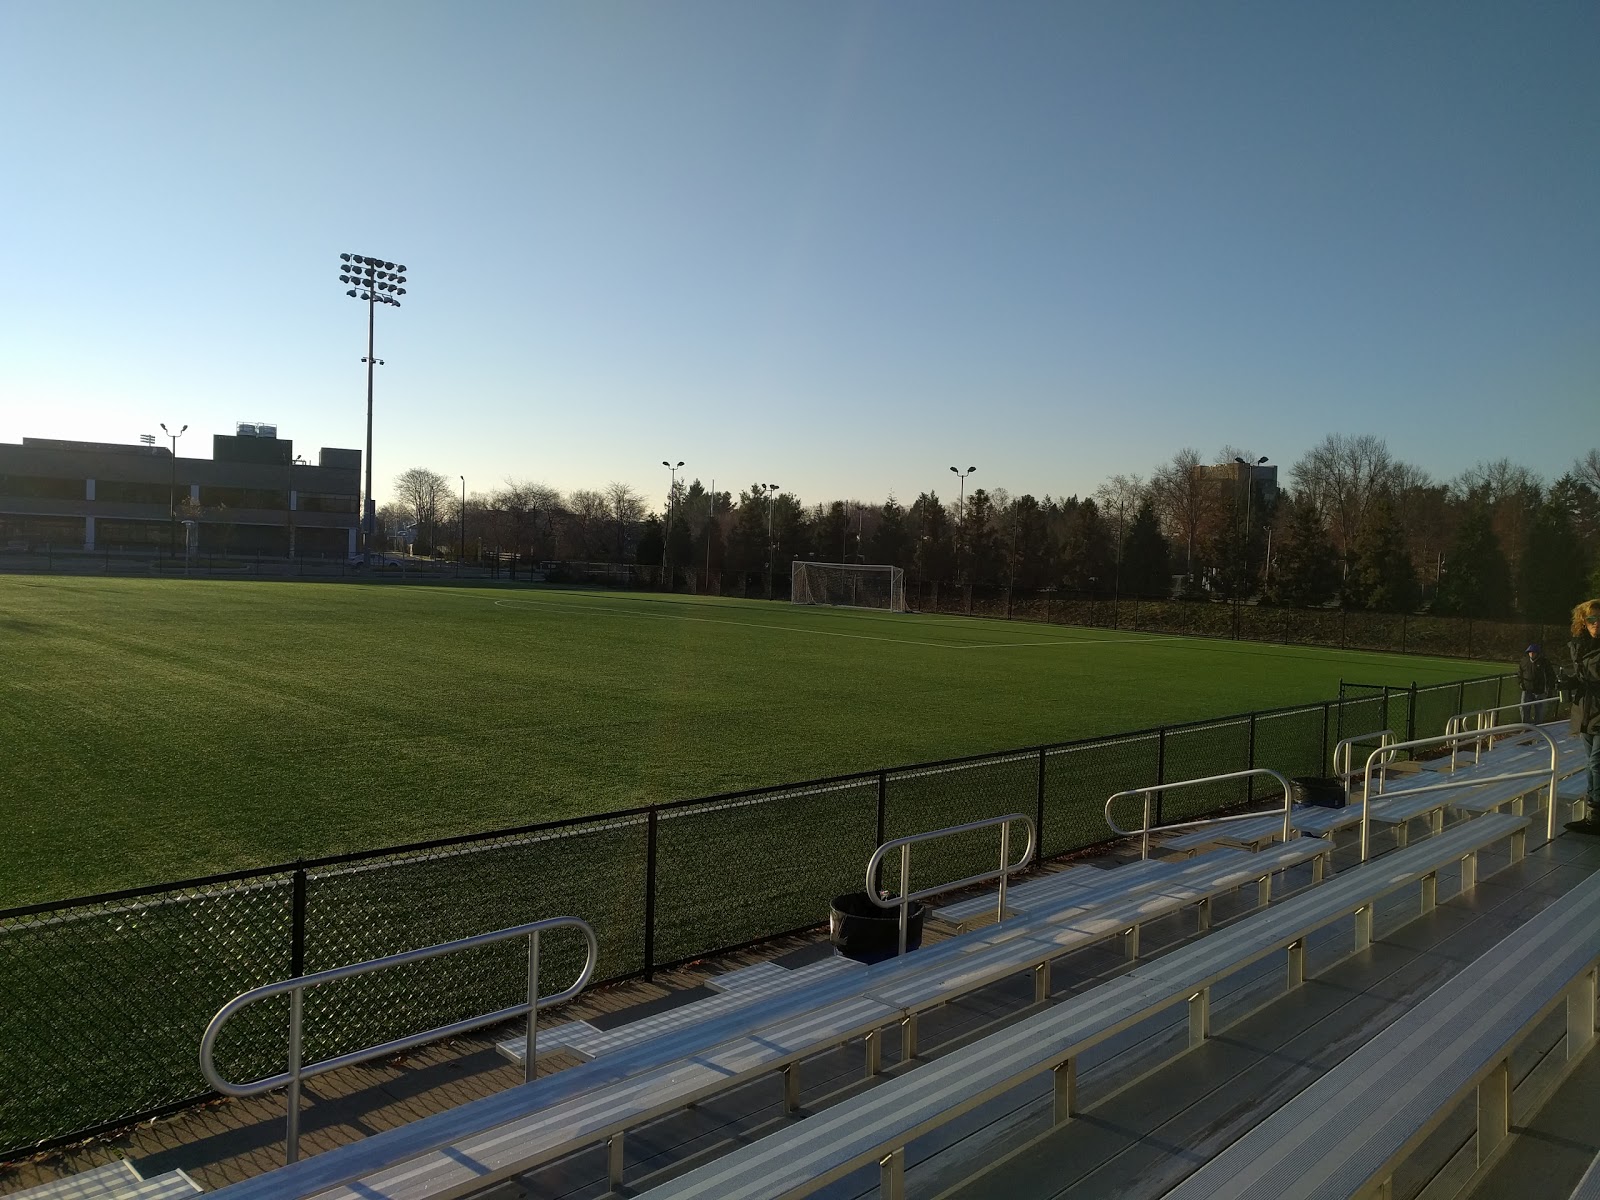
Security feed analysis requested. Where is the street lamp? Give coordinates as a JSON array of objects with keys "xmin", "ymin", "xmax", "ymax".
[
  {"xmin": 760, "ymin": 482, "xmax": 781, "ymax": 599},
  {"xmin": 949, "ymin": 466, "xmax": 976, "ymax": 582},
  {"xmin": 337, "ymin": 252, "xmax": 409, "ymax": 559},
  {"xmin": 159, "ymin": 422, "xmax": 187, "ymax": 559},
  {"xmin": 662, "ymin": 460, "xmax": 684, "ymax": 586},
  {"xmin": 459, "ymin": 476, "xmax": 466, "ymax": 566},
  {"xmin": 288, "ymin": 454, "xmax": 306, "ymax": 561}
]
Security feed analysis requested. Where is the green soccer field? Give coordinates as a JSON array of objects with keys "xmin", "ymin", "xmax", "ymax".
[{"xmin": 0, "ymin": 576, "xmax": 1502, "ymax": 907}]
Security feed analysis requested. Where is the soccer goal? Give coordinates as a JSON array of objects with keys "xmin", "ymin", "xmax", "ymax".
[{"xmin": 791, "ymin": 561, "xmax": 909, "ymax": 613}]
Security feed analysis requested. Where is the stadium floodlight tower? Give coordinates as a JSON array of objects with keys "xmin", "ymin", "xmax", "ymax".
[
  {"xmin": 1233, "ymin": 455, "xmax": 1269, "ymax": 585},
  {"xmin": 159, "ymin": 422, "xmax": 187, "ymax": 559},
  {"xmin": 950, "ymin": 465, "xmax": 976, "ymax": 582},
  {"xmin": 337, "ymin": 252, "xmax": 408, "ymax": 558}
]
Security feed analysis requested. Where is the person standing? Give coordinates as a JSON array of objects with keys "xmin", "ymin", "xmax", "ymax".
[
  {"xmin": 1517, "ymin": 643, "xmax": 1557, "ymax": 724},
  {"xmin": 1565, "ymin": 600, "xmax": 1600, "ymax": 834}
]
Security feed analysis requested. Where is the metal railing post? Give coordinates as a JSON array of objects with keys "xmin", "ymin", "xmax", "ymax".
[
  {"xmin": 1155, "ymin": 728, "xmax": 1167, "ymax": 826},
  {"xmin": 1247, "ymin": 713, "xmax": 1258, "ymax": 805},
  {"xmin": 875, "ymin": 771, "xmax": 888, "ymax": 895},
  {"xmin": 898, "ymin": 843, "xmax": 911, "ymax": 956},
  {"xmin": 285, "ymin": 987, "xmax": 304, "ymax": 1162},
  {"xmin": 525, "ymin": 929, "xmax": 540, "ymax": 1082},
  {"xmin": 997, "ymin": 822, "xmax": 1011, "ymax": 924}
]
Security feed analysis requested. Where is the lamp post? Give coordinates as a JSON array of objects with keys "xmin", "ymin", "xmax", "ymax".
[
  {"xmin": 949, "ymin": 466, "xmax": 976, "ymax": 582},
  {"xmin": 288, "ymin": 454, "xmax": 306, "ymax": 561},
  {"xmin": 761, "ymin": 482, "xmax": 781, "ymax": 599},
  {"xmin": 159, "ymin": 422, "xmax": 187, "ymax": 560},
  {"xmin": 459, "ymin": 476, "xmax": 466, "ymax": 566},
  {"xmin": 1233, "ymin": 455, "xmax": 1269, "ymax": 635},
  {"xmin": 337, "ymin": 252, "xmax": 408, "ymax": 560},
  {"xmin": 662, "ymin": 460, "xmax": 683, "ymax": 587}
]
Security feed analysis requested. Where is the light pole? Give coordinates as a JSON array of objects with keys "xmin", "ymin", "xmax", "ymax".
[
  {"xmin": 949, "ymin": 466, "xmax": 975, "ymax": 582},
  {"xmin": 288, "ymin": 454, "xmax": 306, "ymax": 561},
  {"xmin": 761, "ymin": 482, "xmax": 781, "ymax": 599},
  {"xmin": 459, "ymin": 476, "xmax": 466, "ymax": 565},
  {"xmin": 338, "ymin": 252, "xmax": 408, "ymax": 559},
  {"xmin": 159, "ymin": 422, "xmax": 187, "ymax": 560},
  {"xmin": 662, "ymin": 460, "xmax": 683, "ymax": 587},
  {"xmin": 1233, "ymin": 456, "xmax": 1269, "ymax": 590}
]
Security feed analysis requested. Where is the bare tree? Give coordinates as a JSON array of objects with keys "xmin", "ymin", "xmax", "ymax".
[
  {"xmin": 392, "ymin": 467, "xmax": 454, "ymax": 554},
  {"xmin": 1574, "ymin": 449, "xmax": 1600, "ymax": 494},
  {"xmin": 563, "ymin": 489, "xmax": 610, "ymax": 560},
  {"xmin": 1451, "ymin": 458, "xmax": 1543, "ymax": 568},
  {"xmin": 605, "ymin": 481, "xmax": 646, "ymax": 563},
  {"xmin": 1288, "ymin": 434, "xmax": 1396, "ymax": 564},
  {"xmin": 1151, "ymin": 448, "xmax": 1213, "ymax": 577}
]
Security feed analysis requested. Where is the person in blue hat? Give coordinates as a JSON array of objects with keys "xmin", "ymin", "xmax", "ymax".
[{"xmin": 1516, "ymin": 642, "xmax": 1556, "ymax": 724}]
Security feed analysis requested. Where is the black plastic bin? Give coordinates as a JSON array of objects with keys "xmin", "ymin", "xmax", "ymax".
[
  {"xmin": 830, "ymin": 892, "xmax": 924, "ymax": 963},
  {"xmin": 1291, "ymin": 776, "xmax": 1347, "ymax": 808}
]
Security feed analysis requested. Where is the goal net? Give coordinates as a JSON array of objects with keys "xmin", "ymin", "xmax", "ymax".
[{"xmin": 791, "ymin": 562, "xmax": 909, "ymax": 613}]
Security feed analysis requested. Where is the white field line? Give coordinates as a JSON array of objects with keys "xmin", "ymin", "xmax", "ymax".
[{"xmin": 489, "ymin": 596, "xmax": 1162, "ymax": 652}]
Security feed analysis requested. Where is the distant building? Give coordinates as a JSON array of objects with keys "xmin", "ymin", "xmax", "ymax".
[{"xmin": 0, "ymin": 429, "xmax": 361, "ymax": 557}]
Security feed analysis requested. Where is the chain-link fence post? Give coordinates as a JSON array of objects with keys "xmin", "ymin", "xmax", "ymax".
[
  {"xmin": 874, "ymin": 771, "xmax": 887, "ymax": 894},
  {"xmin": 1246, "ymin": 713, "xmax": 1257, "ymax": 804},
  {"xmin": 1034, "ymin": 748, "xmax": 1046, "ymax": 851},
  {"xmin": 289, "ymin": 864, "xmax": 307, "ymax": 978},
  {"xmin": 1321, "ymin": 701, "xmax": 1331, "ymax": 774},
  {"xmin": 1155, "ymin": 727, "xmax": 1167, "ymax": 825},
  {"xmin": 1407, "ymin": 683, "xmax": 1418, "ymax": 741},
  {"xmin": 643, "ymin": 808, "xmax": 659, "ymax": 979}
]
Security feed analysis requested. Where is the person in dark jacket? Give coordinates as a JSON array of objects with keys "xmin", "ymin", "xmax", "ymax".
[
  {"xmin": 1517, "ymin": 643, "xmax": 1558, "ymax": 724},
  {"xmin": 1565, "ymin": 599, "xmax": 1600, "ymax": 834}
]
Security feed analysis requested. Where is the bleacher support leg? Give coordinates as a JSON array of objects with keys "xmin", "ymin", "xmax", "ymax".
[
  {"xmin": 1034, "ymin": 961, "xmax": 1049, "ymax": 1004},
  {"xmin": 1430, "ymin": 810, "xmax": 1444, "ymax": 836},
  {"xmin": 1287, "ymin": 939, "xmax": 1305, "ymax": 990},
  {"xmin": 1257, "ymin": 874, "xmax": 1272, "ymax": 907},
  {"xmin": 1568, "ymin": 970, "xmax": 1597, "ymax": 1058},
  {"xmin": 1053, "ymin": 1058, "xmax": 1077, "ymax": 1123},
  {"xmin": 1123, "ymin": 924, "xmax": 1140, "ymax": 960},
  {"xmin": 1461, "ymin": 851, "xmax": 1479, "ymax": 892},
  {"xmin": 1394, "ymin": 822, "xmax": 1409, "ymax": 849},
  {"xmin": 1420, "ymin": 872, "xmax": 1437, "ymax": 914},
  {"xmin": 1510, "ymin": 829, "xmax": 1526, "ymax": 863},
  {"xmin": 1477, "ymin": 1059, "xmax": 1511, "ymax": 1165},
  {"xmin": 1188, "ymin": 987, "xmax": 1211, "ymax": 1047},
  {"xmin": 1197, "ymin": 897, "xmax": 1212, "ymax": 931},
  {"xmin": 901, "ymin": 1014, "xmax": 919, "ymax": 1061},
  {"xmin": 1312, "ymin": 851, "xmax": 1327, "ymax": 884},
  {"xmin": 782, "ymin": 1063, "xmax": 800, "ymax": 1114},
  {"xmin": 1354, "ymin": 903, "xmax": 1374, "ymax": 951},
  {"xmin": 865, "ymin": 1029, "xmax": 882, "ymax": 1077},
  {"xmin": 607, "ymin": 1134, "xmax": 625, "ymax": 1190},
  {"xmin": 880, "ymin": 1147, "xmax": 906, "ymax": 1200}
]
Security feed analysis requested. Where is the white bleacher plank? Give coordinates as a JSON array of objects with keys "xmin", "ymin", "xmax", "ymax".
[
  {"xmin": 933, "ymin": 864, "xmax": 1100, "ymax": 928},
  {"xmin": 8, "ymin": 1163, "xmax": 202, "ymax": 1200},
  {"xmin": 634, "ymin": 814, "xmax": 1529, "ymax": 1200},
  {"xmin": 705, "ymin": 961, "xmax": 790, "ymax": 992},
  {"xmin": 1163, "ymin": 861, "xmax": 1600, "ymax": 1200},
  {"xmin": 1570, "ymin": 1153, "xmax": 1600, "ymax": 1200},
  {"xmin": 308, "ymin": 997, "xmax": 901, "ymax": 1200}
]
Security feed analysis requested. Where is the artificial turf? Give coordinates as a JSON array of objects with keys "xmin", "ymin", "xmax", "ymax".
[{"xmin": 0, "ymin": 575, "xmax": 1502, "ymax": 907}]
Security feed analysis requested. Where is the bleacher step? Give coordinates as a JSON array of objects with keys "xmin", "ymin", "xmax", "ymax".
[{"xmin": 9, "ymin": 1161, "xmax": 202, "ymax": 1199}]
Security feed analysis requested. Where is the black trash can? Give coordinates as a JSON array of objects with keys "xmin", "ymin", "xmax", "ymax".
[
  {"xmin": 1291, "ymin": 776, "xmax": 1347, "ymax": 808},
  {"xmin": 830, "ymin": 892, "xmax": 924, "ymax": 963}
]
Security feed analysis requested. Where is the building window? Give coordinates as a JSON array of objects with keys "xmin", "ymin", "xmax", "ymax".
[
  {"xmin": 95, "ymin": 480, "xmax": 174, "ymax": 505},
  {"xmin": 297, "ymin": 492, "xmax": 359, "ymax": 514},
  {"xmin": 198, "ymin": 486, "xmax": 288, "ymax": 511},
  {"xmin": 0, "ymin": 473, "xmax": 85, "ymax": 501}
]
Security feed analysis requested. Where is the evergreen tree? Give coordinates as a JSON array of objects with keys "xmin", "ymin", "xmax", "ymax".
[
  {"xmin": 814, "ymin": 501, "xmax": 850, "ymax": 564},
  {"xmin": 1005, "ymin": 495, "xmax": 1056, "ymax": 591},
  {"xmin": 1268, "ymin": 494, "xmax": 1340, "ymax": 607},
  {"xmin": 868, "ymin": 496, "xmax": 912, "ymax": 567},
  {"xmin": 1516, "ymin": 499, "xmax": 1589, "ymax": 621},
  {"xmin": 1119, "ymin": 500, "xmax": 1172, "ymax": 597},
  {"xmin": 635, "ymin": 515, "xmax": 664, "ymax": 566},
  {"xmin": 1342, "ymin": 493, "xmax": 1417, "ymax": 612},
  {"xmin": 961, "ymin": 488, "xmax": 1002, "ymax": 585},
  {"xmin": 911, "ymin": 492, "xmax": 955, "ymax": 582},
  {"xmin": 1061, "ymin": 498, "xmax": 1115, "ymax": 592},
  {"xmin": 1435, "ymin": 501, "xmax": 1513, "ymax": 618}
]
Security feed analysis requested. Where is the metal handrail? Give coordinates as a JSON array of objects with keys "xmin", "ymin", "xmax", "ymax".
[
  {"xmin": 200, "ymin": 915, "xmax": 597, "ymax": 1165},
  {"xmin": 1447, "ymin": 704, "xmax": 1561, "ymax": 763},
  {"xmin": 1333, "ymin": 730, "xmax": 1396, "ymax": 781},
  {"xmin": 1359, "ymin": 725, "xmax": 1558, "ymax": 861},
  {"xmin": 865, "ymin": 814, "xmax": 1036, "ymax": 957},
  {"xmin": 1104, "ymin": 769, "xmax": 1296, "ymax": 861}
]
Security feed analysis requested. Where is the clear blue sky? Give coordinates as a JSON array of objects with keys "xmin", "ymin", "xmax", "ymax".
[{"xmin": 2, "ymin": 1, "xmax": 1595, "ymax": 512}]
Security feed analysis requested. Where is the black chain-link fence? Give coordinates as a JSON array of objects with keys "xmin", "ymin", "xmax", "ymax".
[{"xmin": 0, "ymin": 673, "xmax": 1511, "ymax": 1156}]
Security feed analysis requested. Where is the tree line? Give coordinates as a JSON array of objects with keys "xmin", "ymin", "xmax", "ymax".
[{"xmin": 385, "ymin": 437, "xmax": 1600, "ymax": 622}]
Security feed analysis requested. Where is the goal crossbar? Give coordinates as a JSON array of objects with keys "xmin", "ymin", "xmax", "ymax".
[{"xmin": 791, "ymin": 561, "xmax": 908, "ymax": 613}]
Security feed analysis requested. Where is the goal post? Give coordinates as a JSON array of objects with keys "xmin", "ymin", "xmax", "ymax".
[{"xmin": 791, "ymin": 561, "xmax": 909, "ymax": 613}]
